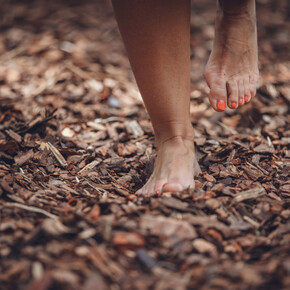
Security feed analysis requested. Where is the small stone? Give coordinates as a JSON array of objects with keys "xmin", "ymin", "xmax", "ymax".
[
  {"xmin": 32, "ymin": 261, "xmax": 44, "ymax": 280},
  {"xmin": 87, "ymin": 79, "xmax": 103, "ymax": 92},
  {"xmin": 78, "ymin": 228, "xmax": 97, "ymax": 239},
  {"xmin": 108, "ymin": 95, "xmax": 120, "ymax": 108},
  {"xmin": 61, "ymin": 127, "xmax": 75, "ymax": 138},
  {"xmin": 104, "ymin": 78, "xmax": 117, "ymax": 88},
  {"xmin": 60, "ymin": 41, "xmax": 75, "ymax": 53},
  {"xmin": 75, "ymin": 246, "xmax": 90, "ymax": 256}
]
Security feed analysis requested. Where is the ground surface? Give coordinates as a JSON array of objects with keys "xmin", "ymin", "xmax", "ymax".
[{"xmin": 0, "ymin": 0, "xmax": 289, "ymax": 289}]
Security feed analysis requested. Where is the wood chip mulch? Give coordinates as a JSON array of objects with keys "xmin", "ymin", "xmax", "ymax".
[{"xmin": 0, "ymin": 0, "xmax": 289, "ymax": 289}]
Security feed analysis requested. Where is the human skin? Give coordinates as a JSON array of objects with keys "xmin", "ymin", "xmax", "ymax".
[
  {"xmin": 205, "ymin": 0, "xmax": 259, "ymax": 111},
  {"xmin": 112, "ymin": 0, "xmax": 258, "ymax": 196}
]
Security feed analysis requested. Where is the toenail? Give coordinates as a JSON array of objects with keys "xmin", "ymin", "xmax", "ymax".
[
  {"xmin": 156, "ymin": 190, "xmax": 160, "ymax": 194},
  {"xmin": 230, "ymin": 102, "xmax": 237, "ymax": 109},
  {"xmin": 217, "ymin": 100, "xmax": 225, "ymax": 111},
  {"xmin": 245, "ymin": 96, "xmax": 249, "ymax": 102},
  {"xmin": 238, "ymin": 98, "xmax": 243, "ymax": 105},
  {"xmin": 163, "ymin": 183, "xmax": 170, "ymax": 187}
]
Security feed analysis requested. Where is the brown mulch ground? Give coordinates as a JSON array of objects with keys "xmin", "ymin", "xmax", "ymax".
[{"xmin": 0, "ymin": 0, "xmax": 289, "ymax": 289}]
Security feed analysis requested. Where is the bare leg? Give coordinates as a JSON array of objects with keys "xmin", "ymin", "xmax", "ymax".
[
  {"xmin": 205, "ymin": 0, "xmax": 259, "ymax": 111},
  {"xmin": 112, "ymin": 0, "xmax": 201, "ymax": 195}
]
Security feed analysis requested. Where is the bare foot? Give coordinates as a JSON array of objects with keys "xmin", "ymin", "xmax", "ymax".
[
  {"xmin": 205, "ymin": 0, "xmax": 259, "ymax": 111},
  {"xmin": 136, "ymin": 136, "xmax": 201, "ymax": 196}
]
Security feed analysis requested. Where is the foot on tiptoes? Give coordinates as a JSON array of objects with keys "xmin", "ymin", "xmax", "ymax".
[
  {"xmin": 135, "ymin": 136, "xmax": 201, "ymax": 197},
  {"xmin": 204, "ymin": 0, "xmax": 259, "ymax": 111}
]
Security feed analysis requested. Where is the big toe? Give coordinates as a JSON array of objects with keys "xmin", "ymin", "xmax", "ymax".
[
  {"xmin": 162, "ymin": 183, "xmax": 183, "ymax": 193},
  {"xmin": 162, "ymin": 182, "xmax": 194, "ymax": 193},
  {"xmin": 207, "ymin": 80, "xmax": 228, "ymax": 112}
]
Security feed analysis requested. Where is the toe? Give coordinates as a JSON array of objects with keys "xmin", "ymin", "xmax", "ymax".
[
  {"xmin": 162, "ymin": 181, "xmax": 195, "ymax": 193},
  {"xmin": 244, "ymin": 77, "xmax": 251, "ymax": 103},
  {"xmin": 162, "ymin": 182, "xmax": 183, "ymax": 193},
  {"xmin": 146, "ymin": 184, "xmax": 156, "ymax": 197},
  {"xmin": 136, "ymin": 183, "xmax": 151, "ymax": 197},
  {"xmin": 136, "ymin": 188, "xmax": 143, "ymax": 195},
  {"xmin": 154, "ymin": 179, "xmax": 166, "ymax": 195},
  {"xmin": 238, "ymin": 79, "xmax": 245, "ymax": 106},
  {"xmin": 208, "ymin": 81, "xmax": 227, "ymax": 112},
  {"xmin": 227, "ymin": 80, "xmax": 239, "ymax": 109},
  {"xmin": 249, "ymin": 73, "xmax": 257, "ymax": 99}
]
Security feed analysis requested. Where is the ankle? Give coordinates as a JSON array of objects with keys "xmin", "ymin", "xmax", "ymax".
[
  {"xmin": 152, "ymin": 118, "xmax": 195, "ymax": 149},
  {"xmin": 155, "ymin": 131, "xmax": 195, "ymax": 150}
]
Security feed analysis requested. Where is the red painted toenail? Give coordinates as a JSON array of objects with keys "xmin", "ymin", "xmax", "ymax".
[
  {"xmin": 217, "ymin": 100, "xmax": 225, "ymax": 111},
  {"xmin": 245, "ymin": 96, "xmax": 249, "ymax": 102},
  {"xmin": 163, "ymin": 183, "xmax": 170, "ymax": 187},
  {"xmin": 156, "ymin": 190, "xmax": 160, "ymax": 194},
  {"xmin": 230, "ymin": 102, "xmax": 237, "ymax": 109},
  {"xmin": 238, "ymin": 98, "xmax": 243, "ymax": 105}
]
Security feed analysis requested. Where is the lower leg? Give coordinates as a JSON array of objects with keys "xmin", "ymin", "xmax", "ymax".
[
  {"xmin": 112, "ymin": 0, "xmax": 193, "ymax": 148},
  {"xmin": 112, "ymin": 0, "xmax": 200, "ymax": 195}
]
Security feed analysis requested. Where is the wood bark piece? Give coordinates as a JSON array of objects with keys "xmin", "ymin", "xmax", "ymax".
[
  {"xmin": 159, "ymin": 197, "xmax": 189, "ymax": 211},
  {"xmin": 78, "ymin": 159, "xmax": 102, "ymax": 176},
  {"xmin": 14, "ymin": 149, "xmax": 34, "ymax": 166},
  {"xmin": 192, "ymin": 238, "xmax": 217, "ymax": 255},
  {"xmin": 87, "ymin": 121, "xmax": 106, "ymax": 131},
  {"xmin": 254, "ymin": 143, "xmax": 275, "ymax": 154},
  {"xmin": 5, "ymin": 129, "xmax": 22, "ymax": 143},
  {"xmin": 0, "ymin": 0, "xmax": 289, "ymax": 289},
  {"xmin": 125, "ymin": 120, "xmax": 144, "ymax": 139},
  {"xmin": 4, "ymin": 202, "xmax": 58, "ymax": 219},
  {"xmin": 140, "ymin": 214, "xmax": 197, "ymax": 243},
  {"xmin": 113, "ymin": 231, "xmax": 145, "ymax": 248},
  {"xmin": 47, "ymin": 142, "xmax": 68, "ymax": 167},
  {"xmin": 232, "ymin": 187, "xmax": 266, "ymax": 204}
]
